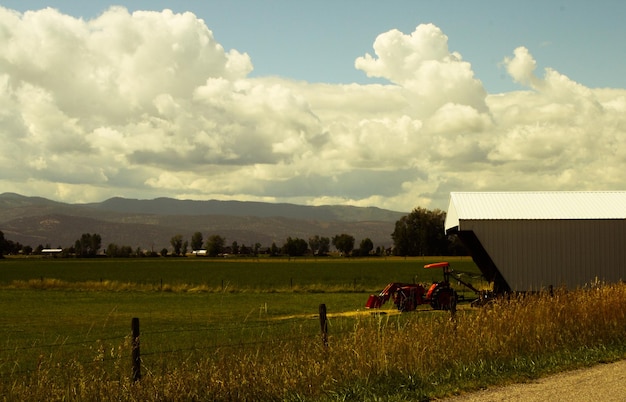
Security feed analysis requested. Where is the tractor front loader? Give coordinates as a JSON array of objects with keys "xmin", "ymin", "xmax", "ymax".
[{"xmin": 365, "ymin": 262, "xmax": 479, "ymax": 312}]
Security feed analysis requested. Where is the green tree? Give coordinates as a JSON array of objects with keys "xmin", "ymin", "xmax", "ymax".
[
  {"xmin": 106, "ymin": 243, "xmax": 133, "ymax": 258},
  {"xmin": 270, "ymin": 242, "xmax": 280, "ymax": 256},
  {"xmin": 205, "ymin": 235, "xmax": 226, "ymax": 257},
  {"xmin": 309, "ymin": 235, "xmax": 330, "ymax": 256},
  {"xmin": 170, "ymin": 234, "xmax": 184, "ymax": 256},
  {"xmin": 391, "ymin": 207, "xmax": 448, "ymax": 256},
  {"xmin": 318, "ymin": 236, "xmax": 330, "ymax": 256},
  {"xmin": 0, "ymin": 230, "xmax": 7, "ymax": 258},
  {"xmin": 106, "ymin": 243, "xmax": 119, "ymax": 257},
  {"xmin": 282, "ymin": 237, "xmax": 308, "ymax": 256},
  {"xmin": 182, "ymin": 240, "xmax": 189, "ymax": 256},
  {"xmin": 358, "ymin": 238, "xmax": 374, "ymax": 256},
  {"xmin": 191, "ymin": 232, "xmax": 204, "ymax": 251},
  {"xmin": 308, "ymin": 235, "xmax": 321, "ymax": 255},
  {"xmin": 332, "ymin": 234, "xmax": 355, "ymax": 256},
  {"xmin": 75, "ymin": 233, "xmax": 102, "ymax": 257}
]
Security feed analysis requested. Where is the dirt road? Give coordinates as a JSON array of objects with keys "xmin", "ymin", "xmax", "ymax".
[{"xmin": 440, "ymin": 359, "xmax": 626, "ymax": 401}]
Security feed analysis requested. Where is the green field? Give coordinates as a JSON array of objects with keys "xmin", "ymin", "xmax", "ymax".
[
  {"xmin": 0, "ymin": 257, "xmax": 481, "ymax": 363},
  {"xmin": 0, "ymin": 255, "xmax": 482, "ymax": 291},
  {"xmin": 0, "ymin": 256, "xmax": 482, "ymax": 400},
  {"xmin": 3, "ymin": 256, "xmax": 625, "ymax": 401}
]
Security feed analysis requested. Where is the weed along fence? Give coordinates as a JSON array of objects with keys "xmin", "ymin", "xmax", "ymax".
[{"xmin": 131, "ymin": 317, "xmax": 141, "ymax": 382}]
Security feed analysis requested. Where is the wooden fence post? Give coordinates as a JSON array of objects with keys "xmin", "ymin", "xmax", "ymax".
[
  {"xmin": 319, "ymin": 304, "xmax": 328, "ymax": 347},
  {"xmin": 131, "ymin": 317, "xmax": 141, "ymax": 382}
]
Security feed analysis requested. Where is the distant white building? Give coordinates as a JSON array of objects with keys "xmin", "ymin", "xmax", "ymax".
[
  {"xmin": 41, "ymin": 248, "xmax": 63, "ymax": 254},
  {"xmin": 445, "ymin": 191, "xmax": 626, "ymax": 293}
]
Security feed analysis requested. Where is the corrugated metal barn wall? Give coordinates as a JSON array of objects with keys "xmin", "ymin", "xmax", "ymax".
[{"xmin": 459, "ymin": 219, "xmax": 626, "ymax": 292}]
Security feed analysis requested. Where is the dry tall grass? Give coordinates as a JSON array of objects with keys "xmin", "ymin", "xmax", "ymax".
[{"xmin": 4, "ymin": 283, "xmax": 626, "ymax": 401}]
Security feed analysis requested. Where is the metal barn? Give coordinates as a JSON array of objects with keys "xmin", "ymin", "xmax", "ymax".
[{"xmin": 444, "ymin": 192, "xmax": 626, "ymax": 293}]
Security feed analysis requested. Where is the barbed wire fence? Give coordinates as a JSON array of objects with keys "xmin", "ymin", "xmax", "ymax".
[{"xmin": 0, "ymin": 304, "xmax": 338, "ymax": 384}]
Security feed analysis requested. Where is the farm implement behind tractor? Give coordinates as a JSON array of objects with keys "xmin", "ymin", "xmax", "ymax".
[{"xmin": 365, "ymin": 262, "xmax": 482, "ymax": 312}]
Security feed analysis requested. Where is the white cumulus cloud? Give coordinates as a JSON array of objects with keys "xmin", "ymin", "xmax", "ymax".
[{"xmin": 0, "ymin": 6, "xmax": 624, "ymax": 212}]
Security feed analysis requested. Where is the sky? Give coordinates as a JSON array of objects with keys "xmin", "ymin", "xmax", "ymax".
[{"xmin": 0, "ymin": 1, "xmax": 625, "ymax": 212}]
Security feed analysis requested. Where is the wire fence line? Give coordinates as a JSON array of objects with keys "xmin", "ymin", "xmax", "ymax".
[
  {"xmin": 0, "ymin": 305, "xmax": 342, "ymax": 382},
  {"xmin": 0, "ymin": 314, "xmax": 314, "ymax": 352}
]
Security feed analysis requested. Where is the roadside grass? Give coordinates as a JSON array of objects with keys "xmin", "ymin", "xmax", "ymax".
[{"xmin": 2, "ymin": 257, "xmax": 626, "ymax": 400}]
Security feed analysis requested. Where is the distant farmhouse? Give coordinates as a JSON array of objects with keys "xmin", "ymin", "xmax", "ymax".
[
  {"xmin": 41, "ymin": 248, "xmax": 63, "ymax": 255},
  {"xmin": 445, "ymin": 192, "xmax": 626, "ymax": 293}
]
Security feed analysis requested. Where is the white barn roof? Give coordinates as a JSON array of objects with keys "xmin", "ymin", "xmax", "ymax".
[{"xmin": 445, "ymin": 191, "xmax": 626, "ymax": 232}]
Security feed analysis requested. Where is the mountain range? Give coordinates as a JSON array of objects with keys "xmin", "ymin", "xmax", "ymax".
[{"xmin": 0, "ymin": 193, "xmax": 406, "ymax": 251}]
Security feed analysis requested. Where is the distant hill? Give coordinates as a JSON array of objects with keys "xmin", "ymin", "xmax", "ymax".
[
  {"xmin": 85, "ymin": 196, "xmax": 405, "ymax": 221},
  {"xmin": 0, "ymin": 193, "xmax": 406, "ymax": 251}
]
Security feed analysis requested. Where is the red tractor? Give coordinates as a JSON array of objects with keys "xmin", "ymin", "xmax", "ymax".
[{"xmin": 365, "ymin": 262, "xmax": 479, "ymax": 312}]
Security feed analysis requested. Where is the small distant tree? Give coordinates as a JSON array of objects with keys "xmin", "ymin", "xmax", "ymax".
[
  {"xmin": 282, "ymin": 237, "xmax": 308, "ymax": 257},
  {"xmin": 182, "ymin": 240, "xmax": 188, "ymax": 256},
  {"xmin": 170, "ymin": 234, "xmax": 184, "ymax": 256},
  {"xmin": 0, "ymin": 231, "xmax": 23, "ymax": 256},
  {"xmin": 106, "ymin": 243, "xmax": 119, "ymax": 257},
  {"xmin": 106, "ymin": 243, "xmax": 133, "ymax": 257},
  {"xmin": 270, "ymin": 242, "xmax": 280, "ymax": 256},
  {"xmin": 239, "ymin": 244, "xmax": 250, "ymax": 255},
  {"xmin": 91, "ymin": 233, "xmax": 102, "ymax": 256},
  {"xmin": 160, "ymin": 248, "xmax": 168, "ymax": 257},
  {"xmin": 75, "ymin": 233, "xmax": 102, "ymax": 257},
  {"xmin": 0, "ymin": 233, "xmax": 21, "ymax": 256},
  {"xmin": 332, "ymin": 234, "xmax": 355, "ymax": 256},
  {"xmin": 231, "ymin": 241, "xmax": 239, "ymax": 255},
  {"xmin": 318, "ymin": 237, "xmax": 330, "ymax": 256},
  {"xmin": 0, "ymin": 231, "xmax": 7, "ymax": 258},
  {"xmin": 63, "ymin": 246, "xmax": 75, "ymax": 257},
  {"xmin": 310, "ymin": 235, "xmax": 331, "ymax": 256},
  {"xmin": 205, "ymin": 235, "xmax": 226, "ymax": 257},
  {"xmin": 358, "ymin": 238, "xmax": 374, "ymax": 256},
  {"xmin": 191, "ymin": 232, "xmax": 204, "ymax": 251},
  {"xmin": 309, "ymin": 235, "xmax": 321, "ymax": 255},
  {"xmin": 120, "ymin": 245, "xmax": 133, "ymax": 257}
]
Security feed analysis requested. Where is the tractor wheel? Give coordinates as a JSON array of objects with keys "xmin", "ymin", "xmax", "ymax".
[
  {"xmin": 431, "ymin": 287, "xmax": 457, "ymax": 310},
  {"xmin": 397, "ymin": 294, "xmax": 415, "ymax": 312}
]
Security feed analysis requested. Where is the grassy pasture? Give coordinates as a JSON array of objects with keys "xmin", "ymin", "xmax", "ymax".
[
  {"xmin": 0, "ymin": 255, "xmax": 482, "ymax": 291},
  {"xmin": 0, "ymin": 289, "xmax": 363, "ymax": 379},
  {"xmin": 0, "ymin": 257, "xmax": 480, "ymax": 378},
  {"xmin": 3, "ymin": 257, "xmax": 626, "ymax": 401}
]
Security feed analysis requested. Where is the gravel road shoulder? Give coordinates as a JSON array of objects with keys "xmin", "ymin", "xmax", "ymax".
[{"xmin": 438, "ymin": 359, "xmax": 626, "ymax": 401}]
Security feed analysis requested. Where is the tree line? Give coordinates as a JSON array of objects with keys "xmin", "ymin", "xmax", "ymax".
[
  {"xmin": 168, "ymin": 232, "xmax": 379, "ymax": 258},
  {"xmin": 0, "ymin": 207, "xmax": 467, "ymax": 258}
]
